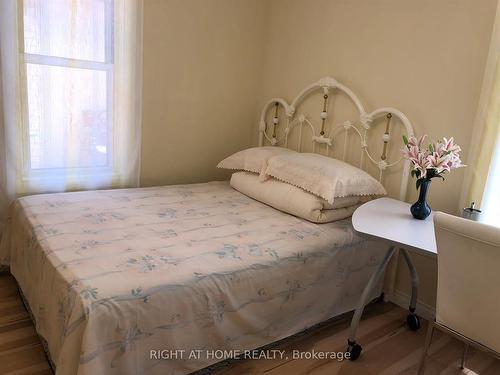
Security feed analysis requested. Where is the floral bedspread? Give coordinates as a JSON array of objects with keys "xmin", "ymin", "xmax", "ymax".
[{"xmin": 0, "ymin": 182, "xmax": 384, "ymax": 374}]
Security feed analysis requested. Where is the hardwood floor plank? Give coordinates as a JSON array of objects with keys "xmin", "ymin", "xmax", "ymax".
[
  {"xmin": 0, "ymin": 311, "xmax": 29, "ymax": 328},
  {"xmin": 0, "ymin": 295, "xmax": 23, "ymax": 310},
  {"xmin": 0, "ymin": 345, "xmax": 50, "ymax": 374},
  {"xmin": 0, "ymin": 325, "xmax": 37, "ymax": 345},
  {"xmin": 3, "ymin": 363, "xmax": 52, "ymax": 375},
  {"xmin": 0, "ymin": 319, "xmax": 34, "ymax": 335},
  {"xmin": 0, "ymin": 284, "xmax": 18, "ymax": 299},
  {"xmin": 0, "ymin": 334, "xmax": 44, "ymax": 355}
]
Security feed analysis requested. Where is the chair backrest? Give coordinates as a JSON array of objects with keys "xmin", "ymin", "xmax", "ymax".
[{"xmin": 434, "ymin": 212, "xmax": 500, "ymax": 353}]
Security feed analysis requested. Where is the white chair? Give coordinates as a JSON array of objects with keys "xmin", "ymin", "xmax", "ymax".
[{"xmin": 418, "ymin": 212, "xmax": 500, "ymax": 374}]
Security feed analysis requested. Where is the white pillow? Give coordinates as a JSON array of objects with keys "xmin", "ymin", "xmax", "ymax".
[
  {"xmin": 217, "ymin": 146, "xmax": 296, "ymax": 174},
  {"xmin": 230, "ymin": 171, "xmax": 372, "ymax": 223},
  {"xmin": 264, "ymin": 153, "xmax": 386, "ymax": 204}
]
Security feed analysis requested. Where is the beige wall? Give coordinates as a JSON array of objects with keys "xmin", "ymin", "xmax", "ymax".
[
  {"xmin": 141, "ymin": 0, "xmax": 496, "ymax": 308},
  {"xmin": 141, "ymin": 0, "xmax": 267, "ymax": 186},
  {"xmin": 255, "ymin": 0, "xmax": 496, "ymax": 308}
]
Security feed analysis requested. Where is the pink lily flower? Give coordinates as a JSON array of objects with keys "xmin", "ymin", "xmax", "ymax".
[
  {"xmin": 410, "ymin": 153, "xmax": 431, "ymax": 178},
  {"xmin": 407, "ymin": 134, "xmax": 427, "ymax": 149},
  {"xmin": 402, "ymin": 145, "xmax": 421, "ymax": 160},
  {"xmin": 448, "ymin": 153, "xmax": 466, "ymax": 169},
  {"xmin": 402, "ymin": 134, "xmax": 464, "ymax": 183},
  {"xmin": 432, "ymin": 141, "xmax": 445, "ymax": 156},
  {"xmin": 427, "ymin": 151, "xmax": 451, "ymax": 173},
  {"xmin": 442, "ymin": 137, "xmax": 461, "ymax": 153}
]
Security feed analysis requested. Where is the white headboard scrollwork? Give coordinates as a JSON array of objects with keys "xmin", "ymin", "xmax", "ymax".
[{"xmin": 258, "ymin": 77, "xmax": 414, "ymax": 201}]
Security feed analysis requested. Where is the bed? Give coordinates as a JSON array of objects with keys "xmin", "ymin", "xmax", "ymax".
[{"xmin": 0, "ymin": 77, "xmax": 414, "ymax": 375}]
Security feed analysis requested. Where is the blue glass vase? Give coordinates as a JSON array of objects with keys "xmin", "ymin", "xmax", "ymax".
[{"xmin": 410, "ymin": 179, "xmax": 431, "ymax": 220}]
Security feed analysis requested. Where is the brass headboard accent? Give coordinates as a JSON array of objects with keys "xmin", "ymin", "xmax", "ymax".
[
  {"xmin": 381, "ymin": 113, "xmax": 392, "ymax": 161},
  {"xmin": 258, "ymin": 77, "xmax": 415, "ymax": 201},
  {"xmin": 271, "ymin": 102, "xmax": 279, "ymax": 138}
]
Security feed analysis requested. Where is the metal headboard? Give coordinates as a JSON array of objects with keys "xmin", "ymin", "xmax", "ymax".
[{"xmin": 258, "ymin": 77, "xmax": 415, "ymax": 201}]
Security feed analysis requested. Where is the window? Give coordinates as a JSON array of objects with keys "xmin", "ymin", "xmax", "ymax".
[
  {"xmin": 21, "ymin": 0, "xmax": 114, "ymax": 175},
  {"xmin": 0, "ymin": 0, "xmax": 141, "ymax": 195},
  {"xmin": 481, "ymin": 138, "xmax": 500, "ymax": 227}
]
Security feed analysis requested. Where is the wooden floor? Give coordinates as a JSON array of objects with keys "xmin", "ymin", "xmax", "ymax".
[
  {"xmin": 1, "ymin": 272, "xmax": 499, "ymax": 375},
  {"xmin": 0, "ymin": 273, "xmax": 51, "ymax": 375},
  {"xmin": 213, "ymin": 304, "xmax": 500, "ymax": 375}
]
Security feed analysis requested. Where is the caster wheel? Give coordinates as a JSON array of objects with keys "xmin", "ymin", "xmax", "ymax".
[
  {"xmin": 407, "ymin": 313, "xmax": 421, "ymax": 331},
  {"xmin": 347, "ymin": 342, "xmax": 362, "ymax": 361}
]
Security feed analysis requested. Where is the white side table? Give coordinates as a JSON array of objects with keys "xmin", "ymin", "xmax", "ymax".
[{"xmin": 347, "ymin": 197, "xmax": 437, "ymax": 360}]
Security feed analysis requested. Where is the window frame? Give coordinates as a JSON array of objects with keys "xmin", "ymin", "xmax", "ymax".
[{"xmin": 18, "ymin": 0, "xmax": 115, "ymax": 180}]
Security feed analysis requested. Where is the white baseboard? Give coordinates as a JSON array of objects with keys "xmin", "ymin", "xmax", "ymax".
[{"xmin": 390, "ymin": 290, "xmax": 435, "ymax": 321}]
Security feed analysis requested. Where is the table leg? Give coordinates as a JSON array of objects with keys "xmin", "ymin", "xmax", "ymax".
[
  {"xmin": 347, "ymin": 245, "xmax": 396, "ymax": 360},
  {"xmin": 400, "ymin": 248, "xmax": 421, "ymax": 330}
]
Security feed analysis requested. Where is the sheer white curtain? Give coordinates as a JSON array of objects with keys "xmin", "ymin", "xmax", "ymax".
[
  {"xmin": 0, "ymin": 0, "xmax": 143, "ymax": 229},
  {"xmin": 482, "ymin": 140, "xmax": 500, "ymax": 226},
  {"xmin": 461, "ymin": 0, "xmax": 500, "ymax": 227}
]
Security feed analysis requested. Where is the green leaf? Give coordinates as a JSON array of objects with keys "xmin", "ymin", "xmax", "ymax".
[
  {"xmin": 416, "ymin": 178, "xmax": 423, "ymax": 190},
  {"xmin": 403, "ymin": 135, "xmax": 409, "ymax": 145},
  {"xmin": 428, "ymin": 143, "xmax": 434, "ymax": 153}
]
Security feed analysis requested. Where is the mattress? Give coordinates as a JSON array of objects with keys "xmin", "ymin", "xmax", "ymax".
[{"xmin": 0, "ymin": 181, "xmax": 385, "ymax": 375}]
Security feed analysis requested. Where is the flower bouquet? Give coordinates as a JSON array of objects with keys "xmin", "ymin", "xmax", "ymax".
[{"xmin": 402, "ymin": 135, "xmax": 465, "ymax": 219}]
